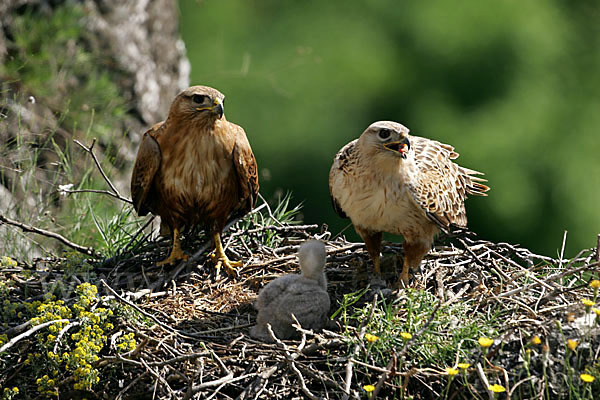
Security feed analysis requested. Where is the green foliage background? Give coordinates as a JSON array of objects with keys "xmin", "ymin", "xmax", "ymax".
[{"xmin": 178, "ymin": 0, "xmax": 599, "ymax": 256}]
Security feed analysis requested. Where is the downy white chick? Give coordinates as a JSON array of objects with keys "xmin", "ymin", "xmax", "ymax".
[{"xmin": 250, "ymin": 240, "xmax": 330, "ymax": 342}]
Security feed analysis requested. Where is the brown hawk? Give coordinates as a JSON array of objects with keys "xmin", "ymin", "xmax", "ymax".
[
  {"xmin": 130, "ymin": 85, "xmax": 259, "ymax": 276},
  {"xmin": 329, "ymin": 121, "xmax": 489, "ymax": 286}
]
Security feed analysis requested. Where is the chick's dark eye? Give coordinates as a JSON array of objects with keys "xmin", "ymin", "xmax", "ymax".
[
  {"xmin": 192, "ymin": 94, "xmax": 206, "ymax": 104},
  {"xmin": 378, "ymin": 129, "xmax": 391, "ymax": 139}
]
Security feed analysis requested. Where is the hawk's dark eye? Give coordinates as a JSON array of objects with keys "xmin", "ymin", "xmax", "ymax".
[
  {"xmin": 378, "ymin": 129, "xmax": 391, "ymax": 140},
  {"xmin": 192, "ymin": 94, "xmax": 207, "ymax": 104}
]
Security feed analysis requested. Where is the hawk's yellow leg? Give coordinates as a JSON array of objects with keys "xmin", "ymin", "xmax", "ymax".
[
  {"xmin": 210, "ymin": 233, "xmax": 242, "ymax": 277},
  {"xmin": 157, "ymin": 227, "xmax": 189, "ymax": 266},
  {"xmin": 373, "ymin": 256, "xmax": 381, "ymax": 275},
  {"xmin": 397, "ymin": 260, "xmax": 411, "ymax": 288},
  {"xmin": 394, "ymin": 241, "xmax": 430, "ymax": 289}
]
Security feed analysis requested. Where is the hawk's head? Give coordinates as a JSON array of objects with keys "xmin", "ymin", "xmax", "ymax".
[
  {"xmin": 360, "ymin": 121, "xmax": 411, "ymax": 160},
  {"xmin": 170, "ymin": 85, "xmax": 225, "ymax": 122}
]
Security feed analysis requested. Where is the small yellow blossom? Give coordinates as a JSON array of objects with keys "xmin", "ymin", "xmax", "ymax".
[
  {"xmin": 362, "ymin": 384, "xmax": 375, "ymax": 392},
  {"xmin": 581, "ymin": 298, "xmax": 595, "ymax": 307},
  {"xmin": 457, "ymin": 363, "xmax": 470, "ymax": 370},
  {"xmin": 478, "ymin": 337, "xmax": 494, "ymax": 348},
  {"xmin": 445, "ymin": 367, "xmax": 459, "ymax": 376},
  {"xmin": 0, "ymin": 256, "xmax": 17, "ymax": 267},
  {"xmin": 592, "ymin": 308, "xmax": 600, "ymax": 317},
  {"xmin": 364, "ymin": 333, "xmax": 379, "ymax": 343},
  {"xmin": 580, "ymin": 373, "xmax": 595, "ymax": 383},
  {"xmin": 488, "ymin": 384, "xmax": 506, "ymax": 393},
  {"xmin": 400, "ymin": 332, "xmax": 412, "ymax": 340},
  {"xmin": 567, "ymin": 339, "xmax": 578, "ymax": 351},
  {"xmin": 590, "ymin": 280, "xmax": 600, "ymax": 289},
  {"xmin": 531, "ymin": 335, "xmax": 542, "ymax": 345}
]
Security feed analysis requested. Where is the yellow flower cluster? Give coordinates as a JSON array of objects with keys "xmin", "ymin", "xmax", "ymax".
[
  {"xmin": 76, "ymin": 282, "xmax": 98, "ymax": 308},
  {"xmin": 64, "ymin": 312, "xmax": 112, "ymax": 389},
  {"xmin": 30, "ymin": 298, "xmax": 72, "ymax": 327},
  {"xmin": 20, "ymin": 284, "xmax": 118, "ymax": 393},
  {"xmin": 35, "ymin": 374, "xmax": 56, "ymax": 397},
  {"xmin": 2, "ymin": 387, "xmax": 19, "ymax": 400},
  {"xmin": 117, "ymin": 332, "xmax": 137, "ymax": 353},
  {"xmin": 0, "ymin": 256, "xmax": 18, "ymax": 268},
  {"xmin": 24, "ymin": 351, "xmax": 43, "ymax": 365},
  {"xmin": 1, "ymin": 299, "xmax": 20, "ymax": 327},
  {"xmin": 364, "ymin": 333, "xmax": 379, "ymax": 343}
]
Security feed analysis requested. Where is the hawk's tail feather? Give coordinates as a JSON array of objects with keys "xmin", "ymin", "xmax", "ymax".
[
  {"xmin": 467, "ymin": 181, "xmax": 490, "ymax": 196},
  {"xmin": 461, "ymin": 167, "xmax": 490, "ymax": 196}
]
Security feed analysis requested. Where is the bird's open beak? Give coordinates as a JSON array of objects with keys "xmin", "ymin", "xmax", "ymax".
[{"xmin": 383, "ymin": 139, "xmax": 410, "ymax": 159}]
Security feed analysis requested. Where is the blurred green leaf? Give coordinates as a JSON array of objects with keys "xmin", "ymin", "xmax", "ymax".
[{"xmin": 179, "ymin": 0, "xmax": 600, "ymax": 256}]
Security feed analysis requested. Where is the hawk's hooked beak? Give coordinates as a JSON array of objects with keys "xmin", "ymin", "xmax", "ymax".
[
  {"xmin": 195, "ymin": 100, "xmax": 224, "ymax": 118},
  {"xmin": 383, "ymin": 138, "xmax": 410, "ymax": 159},
  {"xmin": 213, "ymin": 101, "xmax": 224, "ymax": 119}
]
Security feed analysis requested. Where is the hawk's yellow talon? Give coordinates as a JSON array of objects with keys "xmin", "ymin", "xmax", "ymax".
[
  {"xmin": 157, "ymin": 227, "xmax": 189, "ymax": 266},
  {"xmin": 212, "ymin": 233, "xmax": 242, "ymax": 277}
]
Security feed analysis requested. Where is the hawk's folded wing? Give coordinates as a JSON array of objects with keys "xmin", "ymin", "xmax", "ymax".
[
  {"xmin": 130, "ymin": 125, "xmax": 162, "ymax": 216},
  {"xmin": 408, "ymin": 136, "xmax": 489, "ymax": 229}
]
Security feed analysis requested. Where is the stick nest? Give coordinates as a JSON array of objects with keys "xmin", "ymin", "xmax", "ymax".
[{"xmin": 1, "ymin": 212, "xmax": 599, "ymax": 399}]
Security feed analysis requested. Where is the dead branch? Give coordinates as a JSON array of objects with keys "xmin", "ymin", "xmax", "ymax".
[
  {"xmin": 73, "ymin": 138, "xmax": 132, "ymax": 204},
  {"xmin": 100, "ymin": 279, "xmax": 197, "ymax": 340},
  {"xmin": 267, "ymin": 323, "xmax": 321, "ymax": 400},
  {"xmin": 0, "ymin": 214, "xmax": 102, "ymax": 257},
  {"xmin": 0, "ymin": 319, "xmax": 71, "ymax": 353},
  {"xmin": 53, "ymin": 321, "xmax": 81, "ymax": 353}
]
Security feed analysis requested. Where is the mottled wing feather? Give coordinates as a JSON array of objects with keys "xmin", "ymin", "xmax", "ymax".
[
  {"xmin": 329, "ymin": 139, "xmax": 358, "ymax": 219},
  {"xmin": 130, "ymin": 126, "xmax": 162, "ymax": 216},
  {"xmin": 231, "ymin": 125, "xmax": 259, "ymax": 215},
  {"xmin": 408, "ymin": 136, "xmax": 489, "ymax": 228}
]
